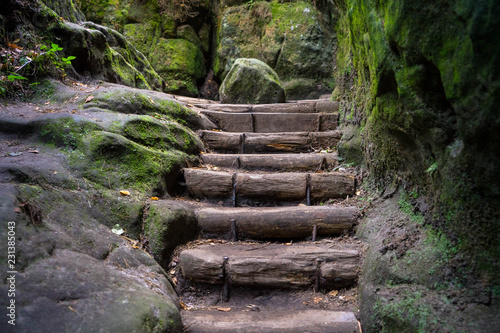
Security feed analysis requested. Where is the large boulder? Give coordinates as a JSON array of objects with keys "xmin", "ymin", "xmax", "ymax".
[
  {"xmin": 219, "ymin": 58, "xmax": 286, "ymax": 104},
  {"xmin": 215, "ymin": 0, "xmax": 336, "ymax": 99}
]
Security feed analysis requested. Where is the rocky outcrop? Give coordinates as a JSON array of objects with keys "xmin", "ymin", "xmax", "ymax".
[
  {"xmin": 219, "ymin": 58, "xmax": 285, "ymax": 104},
  {"xmin": 74, "ymin": 0, "xmax": 336, "ymax": 99},
  {"xmin": 215, "ymin": 0, "xmax": 336, "ymax": 99},
  {"xmin": 0, "ymin": 81, "xmax": 215, "ymax": 332},
  {"xmin": 332, "ymin": 0, "xmax": 500, "ymax": 331},
  {"xmin": 0, "ymin": 0, "xmax": 164, "ymax": 91},
  {"xmin": 76, "ymin": 0, "xmax": 211, "ymax": 96}
]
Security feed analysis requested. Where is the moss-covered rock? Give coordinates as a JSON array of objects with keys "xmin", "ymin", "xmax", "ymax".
[
  {"xmin": 333, "ymin": 0, "xmax": 500, "ymax": 331},
  {"xmin": 144, "ymin": 200, "xmax": 198, "ymax": 267},
  {"xmin": 219, "ymin": 57, "xmax": 285, "ymax": 104},
  {"xmin": 149, "ymin": 38, "xmax": 206, "ymax": 96},
  {"xmin": 0, "ymin": 182, "xmax": 182, "ymax": 333},
  {"xmin": 76, "ymin": 0, "xmax": 209, "ymax": 96},
  {"xmin": 82, "ymin": 82, "xmax": 212, "ymax": 130},
  {"xmin": 215, "ymin": 0, "xmax": 335, "ymax": 99},
  {"xmin": 44, "ymin": 0, "xmax": 85, "ymax": 22}
]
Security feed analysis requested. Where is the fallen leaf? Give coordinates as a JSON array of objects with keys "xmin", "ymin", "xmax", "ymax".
[
  {"xmin": 14, "ymin": 207, "xmax": 21, "ymax": 213},
  {"xmin": 34, "ymin": 107, "xmax": 40, "ymax": 111},
  {"xmin": 119, "ymin": 190, "xmax": 130, "ymax": 196},
  {"xmin": 85, "ymin": 95, "xmax": 94, "ymax": 103},
  {"xmin": 180, "ymin": 302, "xmax": 189, "ymax": 310},
  {"xmin": 68, "ymin": 306, "xmax": 77, "ymax": 313},
  {"xmin": 45, "ymin": 101, "xmax": 50, "ymax": 105},
  {"xmin": 150, "ymin": 197, "xmax": 159, "ymax": 201},
  {"xmin": 217, "ymin": 307, "xmax": 231, "ymax": 312},
  {"xmin": 28, "ymin": 149, "xmax": 39, "ymax": 154},
  {"xmin": 111, "ymin": 224, "xmax": 124, "ymax": 235},
  {"xmin": 8, "ymin": 152, "xmax": 23, "ymax": 157},
  {"xmin": 313, "ymin": 297, "xmax": 323, "ymax": 304},
  {"xmin": 53, "ymin": 171, "xmax": 57, "ymax": 175},
  {"xmin": 328, "ymin": 290, "xmax": 339, "ymax": 297}
]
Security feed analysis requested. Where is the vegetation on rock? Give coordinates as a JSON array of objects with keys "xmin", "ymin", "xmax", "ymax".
[
  {"xmin": 219, "ymin": 57, "xmax": 286, "ymax": 104},
  {"xmin": 332, "ymin": 0, "xmax": 500, "ymax": 331}
]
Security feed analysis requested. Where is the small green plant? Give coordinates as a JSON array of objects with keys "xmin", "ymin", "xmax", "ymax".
[
  {"xmin": 62, "ymin": 56, "xmax": 76, "ymax": 66},
  {"xmin": 7, "ymin": 74, "xmax": 28, "ymax": 81},
  {"xmin": 425, "ymin": 162, "xmax": 438, "ymax": 175},
  {"xmin": 1, "ymin": 41, "xmax": 75, "ymax": 97}
]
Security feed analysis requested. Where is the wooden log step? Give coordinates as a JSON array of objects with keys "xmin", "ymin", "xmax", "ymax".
[
  {"xmin": 193, "ymin": 100, "xmax": 339, "ymax": 114},
  {"xmin": 200, "ymin": 153, "xmax": 338, "ymax": 171},
  {"xmin": 199, "ymin": 131, "xmax": 342, "ymax": 153},
  {"xmin": 183, "ymin": 169, "xmax": 355, "ymax": 200},
  {"xmin": 196, "ymin": 206, "xmax": 359, "ymax": 239},
  {"xmin": 182, "ymin": 310, "xmax": 361, "ymax": 333},
  {"xmin": 200, "ymin": 111, "xmax": 338, "ymax": 132},
  {"xmin": 179, "ymin": 243, "xmax": 359, "ymax": 289}
]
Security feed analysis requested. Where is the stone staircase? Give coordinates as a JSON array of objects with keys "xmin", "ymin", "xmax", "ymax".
[{"xmin": 171, "ymin": 99, "xmax": 362, "ymax": 332}]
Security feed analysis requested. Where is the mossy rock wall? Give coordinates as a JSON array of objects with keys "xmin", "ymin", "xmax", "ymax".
[
  {"xmin": 333, "ymin": 0, "xmax": 500, "ymax": 331},
  {"xmin": 75, "ymin": 0, "xmax": 212, "ymax": 96},
  {"xmin": 215, "ymin": 0, "xmax": 336, "ymax": 99}
]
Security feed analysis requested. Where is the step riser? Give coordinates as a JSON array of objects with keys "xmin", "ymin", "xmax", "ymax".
[
  {"xmin": 201, "ymin": 153, "xmax": 337, "ymax": 171},
  {"xmin": 200, "ymin": 131, "xmax": 342, "ymax": 153},
  {"xmin": 194, "ymin": 100, "xmax": 339, "ymax": 114},
  {"xmin": 197, "ymin": 206, "xmax": 359, "ymax": 239},
  {"xmin": 182, "ymin": 310, "xmax": 360, "ymax": 333},
  {"xmin": 201, "ymin": 111, "xmax": 338, "ymax": 133},
  {"xmin": 183, "ymin": 169, "xmax": 355, "ymax": 201},
  {"xmin": 179, "ymin": 244, "xmax": 359, "ymax": 290}
]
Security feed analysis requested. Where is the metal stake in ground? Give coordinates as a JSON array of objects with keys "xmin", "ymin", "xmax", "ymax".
[{"xmin": 222, "ymin": 256, "xmax": 230, "ymax": 302}]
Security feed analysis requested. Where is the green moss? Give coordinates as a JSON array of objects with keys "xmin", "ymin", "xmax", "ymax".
[
  {"xmin": 81, "ymin": 131, "xmax": 186, "ymax": 193},
  {"xmin": 143, "ymin": 201, "xmax": 198, "ymax": 266},
  {"xmin": 121, "ymin": 116, "xmax": 202, "ymax": 154},
  {"xmin": 374, "ymin": 287, "xmax": 441, "ymax": 333},
  {"xmin": 215, "ymin": 0, "xmax": 334, "ymax": 98},
  {"xmin": 107, "ymin": 47, "xmax": 151, "ymax": 90},
  {"xmin": 87, "ymin": 86, "xmax": 204, "ymax": 129},
  {"xmin": 149, "ymin": 38, "xmax": 206, "ymax": 96},
  {"xmin": 90, "ymin": 190, "xmax": 144, "ymax": 239},
  {"xmin": 38, "ymin": 117, "xmax": 101, "ymax": 150}
]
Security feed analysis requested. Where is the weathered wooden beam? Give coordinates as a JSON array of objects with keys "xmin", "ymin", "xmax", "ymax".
[
  {"xmin": 182, "ymin": 310, "xmax": 361, "ymax": 333},
  {"xmin": 200, "ymin": 153, "xmax": 337, "ymax": 171},
  {"xmin": 196, "ymin": 206, "xmax": 359, "ymax": 238},
  {"xmin": 235, "ymin": 172, "xmax": 307, "ymax": 199},
  {"xmin": 200, "ymin": 111, "xmax": 339, "ymax": 133},
  {"xmin": 179, "ymin": 243, "xmax": 359, "ymax": 289},
  {"xmin": 183, "ymin": 169, "xmax": 233, "ymax": 197},
  {"xmin": 310, "ymin": 173, "xmax": 356, "ymax": 199},
  {"xmin": 192, "ymin": 100, "xmax": 339, "ymax": 114},
  {"xmin": 199, "ymin": 131, "xmax": 342, "ymax": 153},
  {"xmin": 183, "ymin": 169, "xmax": 355, "ymax": 200}
]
